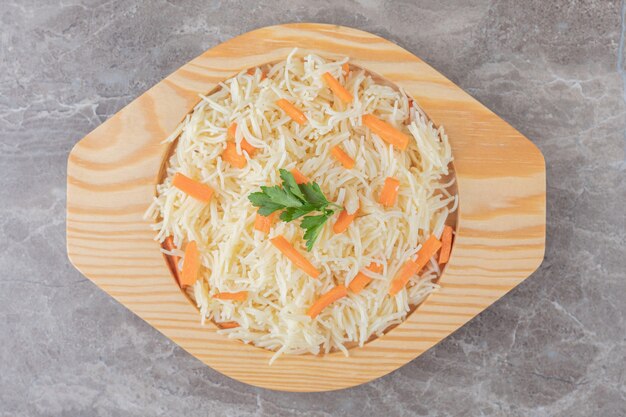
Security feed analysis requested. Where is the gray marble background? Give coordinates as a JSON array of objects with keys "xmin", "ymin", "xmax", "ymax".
[{"xmin": 1, "ymin": 0, "xmax": 624, "ymax": 416}]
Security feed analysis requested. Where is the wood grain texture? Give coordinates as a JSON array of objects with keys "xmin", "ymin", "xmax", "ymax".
[{"xmin": 66, "ymin": 23, "xmax": 546, "ymax": 392}]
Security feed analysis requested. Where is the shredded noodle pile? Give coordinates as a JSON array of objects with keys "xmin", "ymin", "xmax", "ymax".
[{"xmin": 146, "ymin": 50, "xmax": 456, "ymax": 363}]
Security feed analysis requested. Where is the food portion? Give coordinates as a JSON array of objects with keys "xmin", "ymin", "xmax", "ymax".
[{"xmin": 146, "ymin": 50, "xmax": 457, "ymax": 363}]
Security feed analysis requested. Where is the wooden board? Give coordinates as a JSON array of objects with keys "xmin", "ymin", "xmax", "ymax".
[{"xmin": 66, "ymin": 23, "xmax": 546, "ymax": 392}]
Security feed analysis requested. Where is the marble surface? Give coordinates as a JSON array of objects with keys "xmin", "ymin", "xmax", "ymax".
[{"xmin": 1, "ymin": 0, "xmax": 625, "ymax": 416}]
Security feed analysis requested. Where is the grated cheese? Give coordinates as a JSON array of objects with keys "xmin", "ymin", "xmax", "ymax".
[{"xmin": 146, "ymin": 50, "xmax": 457, "ymax": 364}]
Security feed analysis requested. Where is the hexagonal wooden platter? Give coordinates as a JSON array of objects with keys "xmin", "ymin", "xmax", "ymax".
[{"xmin": 67, "ymin": 23, "xmax": 545, "ymax": 392}]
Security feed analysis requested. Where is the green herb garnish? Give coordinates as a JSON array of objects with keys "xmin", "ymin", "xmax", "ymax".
[{"xmin": 248, "ymin": 169, "xmax": 341, "ymax": 251}]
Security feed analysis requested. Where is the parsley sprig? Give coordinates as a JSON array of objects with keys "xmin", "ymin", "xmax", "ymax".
[{"xmin": 248, "ymin": 169, "xmax": 341, "ymax": 251}]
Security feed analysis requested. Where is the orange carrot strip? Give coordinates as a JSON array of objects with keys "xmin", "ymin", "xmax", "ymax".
[
  {"xmin": 218, "ymin": 321, "xmax": 240, "ymax": 329},
  {"xmin": 342, "ymin": 63, "xmax": 350, "ymax": 76},
  {"xmin": 227, "ymin": 122, "xmax": 238, "ymax": 140},
  {"xmin": 379, "ymin": 177, "xmax": 400, "ymax": 207},
  {"xmin": 240, "ymin": 138, "xmax": 257, "ymax": 155},
  {"xmin": 322, "ymin": 72, "xmax": 353, "ymax": 103},
  {"xmin": 180, "ymin": 241, "xmax": 200, "ymax": 288},
  {"xmin": 228, "ymin": 123, "xmax": 253, "ymax": 152},
  {"xmin": 307, "ymin": 285, "xmax": 348, "ymax": 318},
  {"xmin": 254, "ymin": 212, "xmax": 275, "ymax": 234},
  {"xmin": 333, "ymin": 208, "xmax": 357, "ymax": 234},
  {"xmin": 270, "ymin": 235, "xmax": 320, "ymax": 278},
  {"xmin": 276, "ymin": 99, "xmax": 307, "ymax": 125},
  {"xmin": 413, "ymin": 235, "xmax": 443, "ymax": 271},
  {"xmin": 290, "ymin": 168, "xmax": 310, "ymax": 184},
  {"xmin": 362, "ymin": 114, "xmax": 410, "ymax": 150},
  {"xmin": 172, "ymin": 173, "xmax": 213, "ymax": 203},
  {"xmin": 439, "ymin": 225, "xmax": 454, "ymax": 264},
  {"xmin": 388, "ymin": 235, "xmax": 442, "ymax": 295},
  {"xmin": 330, "ymin": 146, "xmax": 355, "ymax": 169},
  {"xmin": 223, "ymin": 122, "xmax": 256, "ymax": 168},
  {"xmin": 349, "ymin": 262, "xmax": 383, "ymax": 294},
  {"xmin": 222, "ymin": 141, "xmax": 247, "ymax": 168},
  {"xmin": 388, "ymin": 260, "xmax": 419, "ymax": 296},
  {"xmin": 213, "ymin": 291, "xmax": 248, "ymax": 301}
]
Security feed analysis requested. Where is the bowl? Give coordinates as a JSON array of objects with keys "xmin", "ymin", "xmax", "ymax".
[{"xmin": 67, "ymin": 23, "xmax": 546, "ymax": 392}]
